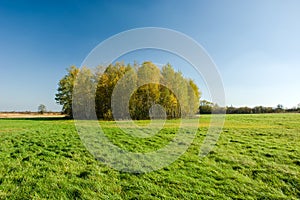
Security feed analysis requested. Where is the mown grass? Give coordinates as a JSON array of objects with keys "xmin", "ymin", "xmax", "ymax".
[{"xmin": 0, "ymin": 114, "xmax": 299, "ymax": 199}]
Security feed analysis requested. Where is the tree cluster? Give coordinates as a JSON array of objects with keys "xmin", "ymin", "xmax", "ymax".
[
  {"xmin": 55, "ymin": 62, "xmax": 201, "ymax": 120},
  {"xmin": 199, "ymin": 101, "xmax": 300, "ymax": 114}
]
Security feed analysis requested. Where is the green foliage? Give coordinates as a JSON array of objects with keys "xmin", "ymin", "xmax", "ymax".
[
  {"xmin": 131, "ymin": 62, "xmax": 161, "ymax": 120},
  {"xmin": 0, "ymin": 114, "xmax": 300, "ymax": 198},
  {"xmin": 55, "ymin": 66, "xmax": 80, "ymax": 116},
  {"xmin": 37, "ymin": 104, "xmax": 46, "ymax": 114},
  {"xmin": 200, "ymin": 101, "xmax": 297, "ymax": 114},
  {"xmin": 95, "ymin": 63, "xmax": 135, "ymax": 120},
  {"xmin": 57, "ymin": 62, "xmax": 201, "ymax": 120},
  {"xmin": 199, "ymin": 100, "xmax": 213, "ymax": 114},
  {"xmin": 73, "ymin": 66, "xmax": 97, "ymax": 119}
]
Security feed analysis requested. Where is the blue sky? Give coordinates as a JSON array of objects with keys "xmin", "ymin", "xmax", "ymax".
[{"xmin": 0, "ymin": 0, "xmax": 300, "ymax": 111}]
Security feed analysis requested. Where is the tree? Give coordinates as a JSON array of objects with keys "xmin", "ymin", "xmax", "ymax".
[
  {"xmin": 95, "ymin": 63, "xmax": 130, "ymax": 120},
  {"xmin": 113, "ymin": 64, "xmax": 137, "ymax": 120},
  {"xmin": 277, "ymin": 104, "xmax": 283, "ymax": 109},
  {"xmin": 199, "ymin": 100, "xmax": 213, "ymax": 114},
  {"xmin": 55, "ymin": 66, "xmax": 80, "ymax": 116},
  {"xmin": 132, "ymin": 62, "xmax": 161, "ymax": 119},
  {"xmin": 275, "ymin": 104, "xmax": 284, "ymax": 113},
  {"xmin": 187, "ymin": 79, "xmax": 201, "ymax": 116},
  {"xmin": 72, "ymin": 66, "xmax": 96, "ymax": 119},
  {"xmin": 38, "ymin": 104, "xmax": 47, "ymax": 114},
  {"xmin": 160, "ymin": 64, "xmax": 199, "ymax": 118},
  {"xmin": 160, "ymin": 64, "xmax": 180, "ymax": 118}
]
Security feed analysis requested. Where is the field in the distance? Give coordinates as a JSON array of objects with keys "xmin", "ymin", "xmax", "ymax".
[
  {"xmin": 0, "ymin": 114, "xmax": 299, "ymax": 199},
  {"xmin": 0, "ymin": 112, "xmax": 65, "ymax": 119}
]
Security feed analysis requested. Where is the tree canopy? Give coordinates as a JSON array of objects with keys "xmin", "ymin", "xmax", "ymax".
[
  {"xmin": 55, "ymin": 62, "xmax": 201, "ymax": 120},
  {"xmin": 38, "ymin": 104, "xmax": 47, "ymax": 114},
  {"xmin": 55, "ymin": 66, "xmax": 80, "ymax": 115}
]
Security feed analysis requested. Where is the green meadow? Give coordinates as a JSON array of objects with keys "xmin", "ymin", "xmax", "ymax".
[{"xmin": 0, "ymin": 114, "xmax": 299, "ymax": 199}]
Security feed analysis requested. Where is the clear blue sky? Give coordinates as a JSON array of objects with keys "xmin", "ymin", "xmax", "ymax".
[{"xmin": 1, "ymin": 0, "xmax": 300, "ymax": 111}]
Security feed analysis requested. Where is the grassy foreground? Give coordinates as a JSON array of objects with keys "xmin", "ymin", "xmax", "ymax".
[{"xmin": 0, "ymin": 114, "xmax": 299, "ymax": 199}]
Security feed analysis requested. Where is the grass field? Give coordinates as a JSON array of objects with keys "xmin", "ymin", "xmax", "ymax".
[{"xmin": 0, "ymin": 114, "xmax": 299, "ymax": 199}]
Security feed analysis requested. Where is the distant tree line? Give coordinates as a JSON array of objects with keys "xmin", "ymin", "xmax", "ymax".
[
  {"xmin": 55, "ymin": 62, "xmax": 200, "ymax": 120},
  {"xmin": 199, "ymin": 100, "xmax": 300, "ymax": 114}
]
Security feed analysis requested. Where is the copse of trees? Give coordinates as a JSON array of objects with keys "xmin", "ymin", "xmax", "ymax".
[{"xmin": 55, "ymin": 62, "xmax": 201, "ymax": 120}]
